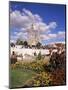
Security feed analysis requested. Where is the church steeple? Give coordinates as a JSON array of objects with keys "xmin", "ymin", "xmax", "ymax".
[{"xmin": 27, "ymin": 23, "xmax": 41, "ymax": 46}]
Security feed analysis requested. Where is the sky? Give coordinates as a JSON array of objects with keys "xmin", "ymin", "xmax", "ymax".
[{"xmin": 10, "ymin": 1, "xmax": 66, "ymax": 45}]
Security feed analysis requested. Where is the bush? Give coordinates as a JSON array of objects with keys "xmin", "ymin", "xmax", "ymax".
[
  {"xmin": 36, "ymin": 52, "xmax": 42, "ymax": 60},
  {"xmin": 50, "ymin": 68, "xmax": 66, "ymax": 85},
  {"xmin": 11, "ymin": 51, "xmax": 66, "ymax": 86},
  {"xmin": 10, "ymin": 51, "xmax": 17, "ymax": 64},
  {"xmin": 43, "ymin": 52, "xmax": 66, "ymax": 72},
  {"xmin": 36, "ymin": 42, "xmax": 41, "ymax": 49},
  {"xmin": 11, "ymin": 60, "xmax": 47, "ymax": 72},
  {"xmin": 34, "ymin": 52, "xmax": 37, "ymax": 56},
  {"xmin": 43, "ymin": 51, "xmax": 66, "ymax": 85},
  {"xmin": 24, "ymin": 72, "xmax": 52, "ymax": 87}
]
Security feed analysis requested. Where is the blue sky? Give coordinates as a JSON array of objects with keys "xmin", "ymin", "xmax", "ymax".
[{"xmin": 10, "ymin": 1, "xmax": 66, "ymax": 45}]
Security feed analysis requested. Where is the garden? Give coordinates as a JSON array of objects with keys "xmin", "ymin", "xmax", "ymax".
[{"xmin": 10, "ymin": 51, "xmax": 66, "ymax": 88}]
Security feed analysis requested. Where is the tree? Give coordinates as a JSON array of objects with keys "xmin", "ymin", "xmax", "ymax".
[
  {"xmin": 37, "ymin": 51, "xmax": 42, "ymax": 60},
  {"xmin": 11, "ymin": 51, "xmax": 17, "ymax": 64},
  {"xmin": 10, "ymin": 43, "xmax": 15, "ymax": 47},
  {"xmin": 23, "ymin": 41, "xmax": 28, "ymax": 48},
  {"xmin": 51, "ymin": 68, "xmax": 66, "ymax": 85},
  {"xmin": 36, "ymin": 42, "xmax": 41, "ymax": 49},
  {"xmin": 19, "ymin": 40, "xmax": 23, "ymax": 45},
  {"xmin": 16, "ymin": 39, "xmax": 23, "ymax": 45}
]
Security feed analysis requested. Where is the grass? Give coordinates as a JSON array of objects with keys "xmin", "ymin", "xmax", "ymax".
[
  {"xmin": 10, "ymin": 69, "xmax": 36, "ymax": 88},
  {"xmin": 10, "ymin": 56, "xmax": 50, "ymax": 88}
]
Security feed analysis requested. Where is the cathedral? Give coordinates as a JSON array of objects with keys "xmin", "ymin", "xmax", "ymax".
[{"xmin": 27, "ymin": 23, "xmax": 41, "ymax": 46}]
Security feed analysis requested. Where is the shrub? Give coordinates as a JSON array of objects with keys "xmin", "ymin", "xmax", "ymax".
[
  {"xmin": 36, "ymin": 42, "xmax": 41, "ymax": 49},
  {"xmin": 43, "ymin": 51, "xmax": 66, "ymax": 85},
  {"xmin": 11, "ymin": 60, "xmax": 47, "ymax": 72},
  {"xmin": 24, "ymin": 72, "xmax": 52, "ymax": 87},
  {"xmin": 43, "ymin": 51, "xmax": 66, "ymax": 72},
  {"xmin": 34, "ymin": 52, "xmax": 37, "ymax": 56},
  {"xmin": 50, "ymin": 68, "xmax": 66, "ymax": 85},
  {"xmin": 36, "ymin": 52, "xmax": 42, "ymax": 60},
  {"xmin": 10, "ymin": 51, "xmax": 17, "ymax": 64}
]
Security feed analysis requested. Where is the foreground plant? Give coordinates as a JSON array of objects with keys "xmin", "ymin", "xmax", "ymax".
[{"xmin": 24, "ymin": 72, "xmax": 52, "ymax": 87}]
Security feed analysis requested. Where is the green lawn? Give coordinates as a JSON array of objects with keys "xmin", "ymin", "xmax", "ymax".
[
  {"xmin": 10, "ymin": 69, "xmax": 36, "ymax": 88},
  {"xmin": 10, "ymin": 56, "xmax": 50, "ymax": 88}
]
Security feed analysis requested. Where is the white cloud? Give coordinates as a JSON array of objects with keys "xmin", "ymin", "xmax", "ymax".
[
  {"xmin": 10, "ymin": 10, "xmax": 31, "ymax": 28},
  {"xmin": 58, "ymin": 31, "xmax": 65, "ymax": 35},
  {"xmin": 10, "ymin": 9, "xmax": 42, "ymax": 29},
  {"xmin": 48, "ymin": 33, "xmax": 57, "ymax": 38},
  {"xmin": 48, "ymin": 22, "xmax": 57, "ymax": 29},
  {"xmin": 58, "ymin": 31, "xmax": 65, "ymax": 38},
  {"xmin": 40, "ymin": 31, "xmax": 65, "ymax": 40},
  {"xmin": 34, "ymin": 14, "xmax": 42, "ymax": 22},
  {"xmin": 10, "ymin": 8, "xmax": 62, "ymax": 43},
  {"xmin": 10, "ymin": 40, "xmax": 15, "ymax": 43},
  {"xmin": 17, "ymin": 32, "xmax": 23, "ymax": 36},
  {"xmin": 14, "ymin": 31, "xmax": 18, "ymax": 35},
  {"xmin": 10, "ymin": 8, "xmax": 57, "ymax": 32},
  {"xmin": 23, "ymin": 8, "xmax": 35, "ymax": 22},
  {"xmin": 11, "ymin": 31, "xmax": 28, "ymax": 43},
  {"xmin": 41, "ymin": 35, "xmax": 50, "ymax": 40},
  {"xmin": 40, "ymin": 33, "xmax": 57, "ymax": 40},
  {"xmin": 10, "ymin": 35, "xmax": 18, "ymax": 42}
]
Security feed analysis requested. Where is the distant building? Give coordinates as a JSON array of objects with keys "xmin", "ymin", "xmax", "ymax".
[{"xmin": 27, "ymin": 24, "xmax": 41, "ymax": 46}]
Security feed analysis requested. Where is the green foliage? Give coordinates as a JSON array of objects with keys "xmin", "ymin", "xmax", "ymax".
[
  {"xmin": 36, "ymin": 42, "xmax": 41, "ymax": 49},
  {"xmin": 12, "ymin": 60, "xmax": 45, "ymax": 72},
  {"xmin": 36, "ymin": 51, "xmax": 42, "ymax": 60},
  {"xmin": 11, "ymin": 69, "xmax": 36, "ymax": 88},
  {"xmin": 11, "ymin": 53, "xmax": 17, "ymax": 64},
  {"xmin": 24, "ymin": 72, "xmax": 52, "ymax": 87},
  {"xmin": 43, "ymin": 52, "xmax": 66, "ymax": 72},
  {"xmin": 11, "ymin": 51, "xmax": 66, "ymax": 87},
  {"xmin": 10, "ymin": 43, "xmax": 15, "ymax": 47},
  {"xmin": 16, "ymin": 39, "xmax": 29, "ymax": 47},
  {"xmin": 16, "ymin": 39, "xmax": 23, "ymax": 45},
  {"xmin": 42, "ymin": 52, "xmax": 66, "ymax": 85},
  {"xmin": 34, "ymin": 52, "xmax": 37, "ymax": 56},
  {"xmin": 23, "ymin": 41, "xmax": 28, "ymax": 47}
]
